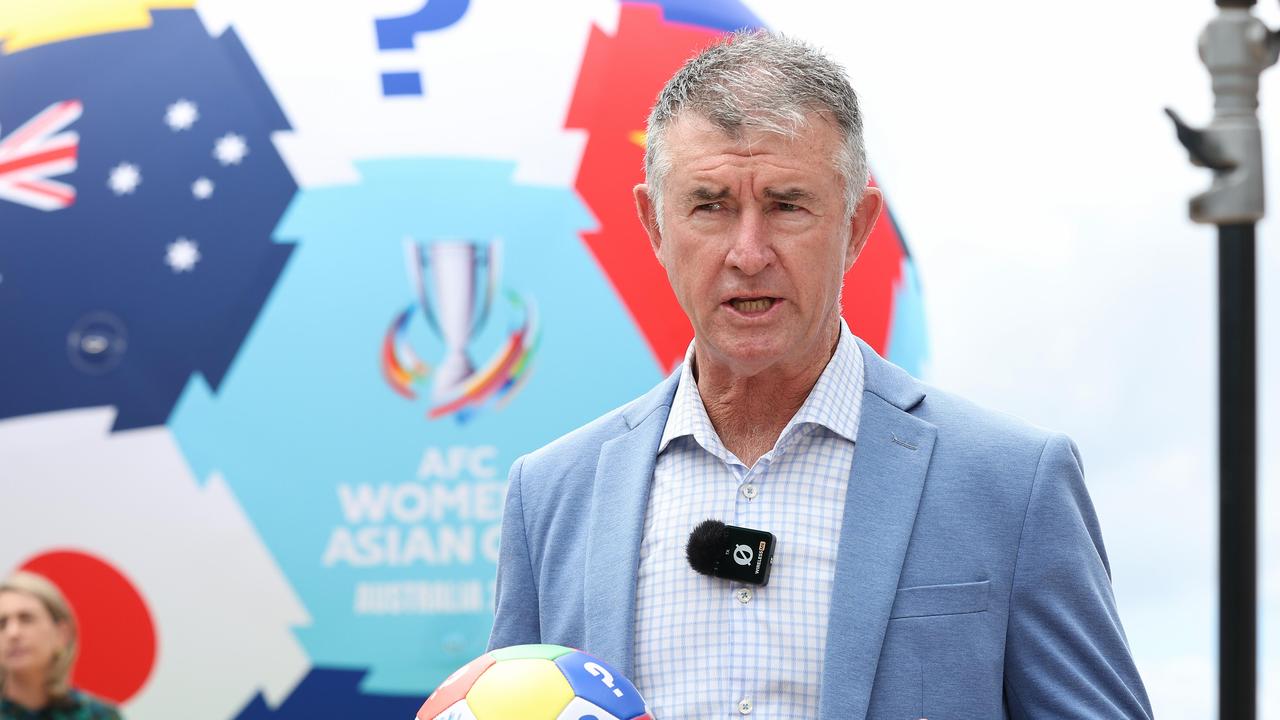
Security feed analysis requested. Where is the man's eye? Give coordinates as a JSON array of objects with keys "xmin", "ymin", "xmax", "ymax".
[
  {"xmin": 695, "ymin": 202, "xmax": 724, "ymax": 212},
  {"xmin": 775, "ymin": 202, "xmax": 802, "ymax": 212}
]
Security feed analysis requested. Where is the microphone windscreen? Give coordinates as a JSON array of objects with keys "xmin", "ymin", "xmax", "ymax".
[{"xmin": 686, "ymin": 518, "xmax": 729, "ymax": 576}]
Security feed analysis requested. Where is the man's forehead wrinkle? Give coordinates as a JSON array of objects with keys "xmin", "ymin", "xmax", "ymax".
[
  {"xmin": 742, "ymin": 132, "xmax": 770, "ymax": 157},
  {"xmin": 670, "ymin": 121, "xmax": 801, "ymax": 162}
]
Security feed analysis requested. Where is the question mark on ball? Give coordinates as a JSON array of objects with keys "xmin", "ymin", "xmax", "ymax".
[
  {"xmin": 583, "ymin": 661, "xmax": 625, "ymax": 698},
  {"xmin": 373, "ymin": 0, "xmax": 470, "ymax": 96}
]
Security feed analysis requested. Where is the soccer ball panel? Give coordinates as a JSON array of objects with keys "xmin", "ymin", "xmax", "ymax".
[
  {"xmin": 554, "ymin": 696, "xmax": 621, "ymax": 720},
  {"xmin": 553, "ymin": 651, "xmax": 646, "ymax": 720},
  {"xmin": 420, "ymin": 645, "xmax": 651, "ymax": 720},
  {"xmin": 488, "ymin": 643, "xmax": 575, "ymax": 662},
  {"xmin": 466, "ymin": 658, "xmax": 575, "ymax": 720},
  {"xmin": 422, "ymin": 698, "xmax": 478, "ymax": 720},
  {"xmin": 416, "ymin": 653, "xmax": 495, "ymax": 719}
]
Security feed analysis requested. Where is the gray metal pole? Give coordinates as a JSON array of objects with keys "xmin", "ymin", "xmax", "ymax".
[{"xmin": 1167, "ymin": 2, "xmax": 1275, "ymax": 716}]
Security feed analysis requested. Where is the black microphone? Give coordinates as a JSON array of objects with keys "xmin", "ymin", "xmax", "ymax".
[{"xmin": 686, "ymin": 519, "xmax": 775, "ymax": 586}]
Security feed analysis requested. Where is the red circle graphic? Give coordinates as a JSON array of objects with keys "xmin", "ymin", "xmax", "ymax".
[{"xmin": 19, "ymin": 550, "xmax": 157, "ymax": 704}]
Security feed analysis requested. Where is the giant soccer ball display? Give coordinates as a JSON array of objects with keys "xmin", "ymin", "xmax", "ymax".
[
  {"xmin": 0, "ymin": 1, "xmax": 925, "ymax": 717},
  {"xmin": 416, "ymin": 645, "xmax": 653, "ymax": 720}
]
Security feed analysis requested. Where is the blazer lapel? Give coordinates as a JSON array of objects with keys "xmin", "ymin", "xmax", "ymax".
[
  {"xmin": 583, "ymin": 372, "xmax": 677, "ymax": 677},
  {"xmin": 819, "ymin": 341, "xmax": 937, "ymax": 720}
]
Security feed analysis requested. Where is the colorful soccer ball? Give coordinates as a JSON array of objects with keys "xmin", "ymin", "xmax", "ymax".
[{"xmin": 415, "ymin": 644, "xmax": 654, "ymax": 720}]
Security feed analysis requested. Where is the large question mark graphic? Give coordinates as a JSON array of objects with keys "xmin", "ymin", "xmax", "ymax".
[
  {"xmin": 583, "ymin": 661, "xmax": 625, "ymax": 699},
  {"xmin": 374, "ymin": 0, "xmax": 471, "ymax": 97}
]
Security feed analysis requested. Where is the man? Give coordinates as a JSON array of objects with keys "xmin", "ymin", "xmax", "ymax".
[{"xmin": 489, "ymin": 31, "xmax": 1152, "ymax": 719}]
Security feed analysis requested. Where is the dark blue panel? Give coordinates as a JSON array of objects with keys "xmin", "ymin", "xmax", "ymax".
[
  {"xmin": 234, "ymin": 668, "xmax": 423, "ymax": 719},
  {"xmin": 0, "ymin": 9, "xmax": 295, "ymax": 430}
]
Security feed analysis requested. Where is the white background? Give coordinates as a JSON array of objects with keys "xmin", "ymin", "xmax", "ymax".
[{"xmin": 742, "ymin": 1, "xmax": 1279, "ymax": 717}]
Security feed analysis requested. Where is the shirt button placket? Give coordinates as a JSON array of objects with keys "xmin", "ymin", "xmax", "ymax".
[{"xmin": 732, "ymin": 467, "xmax": 758, "ymax": 719}]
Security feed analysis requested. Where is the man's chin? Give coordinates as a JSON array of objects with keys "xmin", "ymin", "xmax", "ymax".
[{"xmin": 696, "ymin": 339, "xmax": 794, "ymax": 377}]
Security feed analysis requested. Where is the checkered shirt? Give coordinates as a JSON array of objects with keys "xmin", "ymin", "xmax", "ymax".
[{"xmin": 631, "ymin": 321, "xmax": 865, "ymax": 719}]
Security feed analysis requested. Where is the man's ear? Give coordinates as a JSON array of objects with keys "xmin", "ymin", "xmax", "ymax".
[
  {"xmin": 843, "ymin": 186, "xmax": 884, "ymax": 273},
  {"xmin": 634, "ymin": 184, "xmax": 664, "ymax": 263}
]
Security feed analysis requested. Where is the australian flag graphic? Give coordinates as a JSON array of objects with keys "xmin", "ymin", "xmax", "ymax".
[{"xmin": 0, "ymin": 9, "xmax": 295, "ymax": 430}]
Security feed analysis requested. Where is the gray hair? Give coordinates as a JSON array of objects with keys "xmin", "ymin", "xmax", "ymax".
[{"xmin": 644, "ymin": 30, "xmax": 869, "ymax": 224}]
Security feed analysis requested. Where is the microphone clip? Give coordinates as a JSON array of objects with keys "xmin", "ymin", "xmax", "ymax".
[{"xmin": 686, "ymin": 519, "xmax": 775, "ymax": 586}]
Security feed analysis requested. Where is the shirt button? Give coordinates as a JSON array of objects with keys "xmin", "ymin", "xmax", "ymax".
[
  {"xmin": 738, "ymin": 697, "xmax": 753, "ymax": 715},
  {"xmin": 736, "ymin": 587, "xmax": 753, "ymax": 604},
  {"xmin": 741, "ymin": 483, "xmax": 758, "ymax": 499}
]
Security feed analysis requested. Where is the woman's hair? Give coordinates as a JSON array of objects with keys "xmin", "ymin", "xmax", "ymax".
[{"xmin": 0, "ymin": 571, "xmax": 78, "ymax": 698}]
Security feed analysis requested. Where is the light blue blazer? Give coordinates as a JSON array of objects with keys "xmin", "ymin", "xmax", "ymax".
[{"xmin": 489, "ymin": 339, "xmax": 1153, "ymax": 719}]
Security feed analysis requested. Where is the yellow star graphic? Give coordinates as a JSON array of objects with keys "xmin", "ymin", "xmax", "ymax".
[{"xmin": 0, "ymin": 0, "xmax": 194, "ymax": 54}]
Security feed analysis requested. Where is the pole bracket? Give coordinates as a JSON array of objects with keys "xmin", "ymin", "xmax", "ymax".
[{"xmin": 1167, "ymin": 8, "xmax": 1278, "ymax": 224}]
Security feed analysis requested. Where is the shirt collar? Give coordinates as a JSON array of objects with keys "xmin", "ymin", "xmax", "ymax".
[
  {"xmin": 658, "ymin": 338, "xmax": 729, "ymax": 459},
  {"xmin": 658, "ymin": 320, "xmax": 866, "ymax": 457}
]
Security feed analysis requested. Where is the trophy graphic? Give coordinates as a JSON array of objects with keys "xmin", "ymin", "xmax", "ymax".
[
  {"xmin": 403, "ymin": 238, "xmax": 498, "ymax": 402},
  {"xmin": 382, "ymin": 236, "xmax": 537, "ymax": 420}
]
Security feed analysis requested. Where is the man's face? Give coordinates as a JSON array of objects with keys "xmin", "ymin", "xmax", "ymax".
[
  {"xmin": 0, "ymin": 590, "xmax": 67, "ymax": 677},
  {"xmin": 635, "ymin": 113, "xmax": 882, "ymax": 380}
]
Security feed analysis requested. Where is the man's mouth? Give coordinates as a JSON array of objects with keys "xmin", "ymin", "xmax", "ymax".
[{"xmin": 729, "ymin": 297, "xmax": 776, "ymax": 313}]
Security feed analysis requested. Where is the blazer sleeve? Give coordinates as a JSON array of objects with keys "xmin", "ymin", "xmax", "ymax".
[
  {"xmin": 487, "ymin": 454, "xmax": 542, "ymax": 651},
  {"xmin": 1003, "ymin": 434, "xmax": 1154, "ymax": 718}
]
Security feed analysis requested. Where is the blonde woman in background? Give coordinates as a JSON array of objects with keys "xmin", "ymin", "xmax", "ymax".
[{"xmin": 0, "ymin": 572, "xmax": 121, "ymax": 719}]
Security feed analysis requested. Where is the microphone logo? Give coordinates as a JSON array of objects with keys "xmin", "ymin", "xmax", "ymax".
[{"xmin": 733, "ymin": 544, "xmax": 754, "ymax": 566}]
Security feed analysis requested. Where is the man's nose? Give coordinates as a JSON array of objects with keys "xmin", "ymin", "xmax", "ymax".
[{"xmin": 724, "ymin": 207, "xmax": 775, "ymax": 275}]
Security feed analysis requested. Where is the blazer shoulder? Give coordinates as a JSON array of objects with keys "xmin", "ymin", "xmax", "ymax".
[
  {"xmin": 917, "ymin": 385, "xmax": 1055, "ymax": 448},
  {"xmin": 518, "ymin": 370, "xmax": 678, "ymax": 483}
]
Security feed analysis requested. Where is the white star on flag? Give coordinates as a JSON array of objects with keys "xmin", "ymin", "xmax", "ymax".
[
  {"xmin": 164, "ymin": 99, "xmax": 199, "ymax": 132},
  {"xmin": 107, "ymin": 162, "xmax": 141, "ymax": 195},
  {"xmin": 191, "ymin": 177, "xmax": 214, "ymax": 200},
  {"xmin": 213, "ymin": 133, "xmax": 248, "ymax": 166},
  {"xmin": 165, "ymin": 237, "xmax": 201, "ymax": 273}
]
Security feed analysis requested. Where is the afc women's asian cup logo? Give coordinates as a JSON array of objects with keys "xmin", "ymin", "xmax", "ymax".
[{"xmin": 381, "ymin": 238, "xmax": 538, "ymax": 421}]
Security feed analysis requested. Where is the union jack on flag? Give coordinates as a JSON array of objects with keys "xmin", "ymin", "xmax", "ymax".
[{"xmin": 0, "ymin": 100, "xmax": 82, "ymax": 211}]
